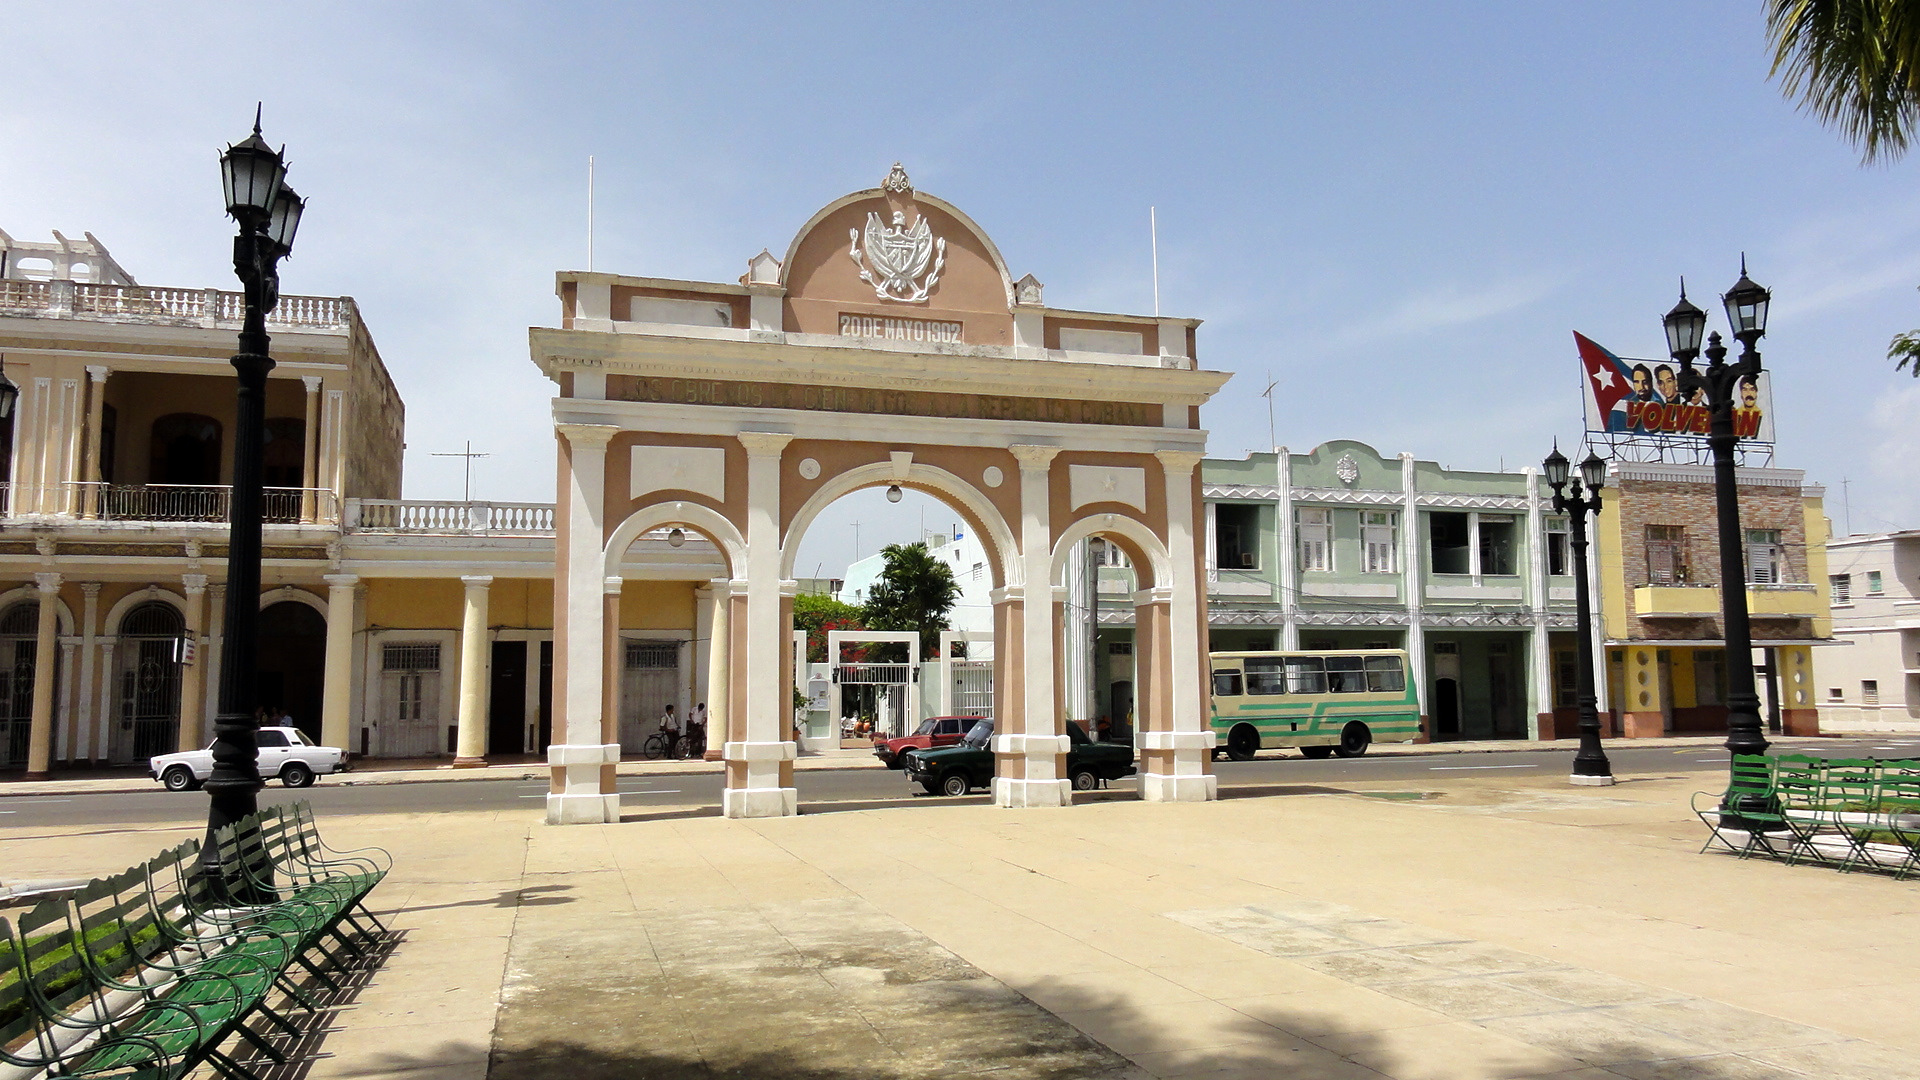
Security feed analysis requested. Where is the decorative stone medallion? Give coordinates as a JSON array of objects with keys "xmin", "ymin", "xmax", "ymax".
[
  {"xmin": 1335, "ymin": 454, "xmax": 1360, "ymax": 486},
  {"xmin": 797, "ymin": 457, "xmax": 821, "ymax": 480},
  {"xmin": 982, "ymin": 465, "xmax": 1004, "ymax": 489}
]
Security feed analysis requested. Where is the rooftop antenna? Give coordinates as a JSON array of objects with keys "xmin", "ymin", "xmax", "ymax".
[
  {"xmin": 586, "ymin": 156, "xmax": 595, "ymax": 272},
  {"xmin": 851, "ymin": 520, "xmax": 862, "ymax": 564},
  {"xmin": 1258, "ymin": 374, "xmax": 1279, "ymax": 454},
  {"xmin": 1842, "ymin": 476, "xmax": 1852, "ymax": 535},
  {"xmin": 432, "ymin": 440, "xmax": 490, "ymax": 503},
  {"xmin": 1150, "ymin": 206, "xmax": 1161, "ymax": 317}
]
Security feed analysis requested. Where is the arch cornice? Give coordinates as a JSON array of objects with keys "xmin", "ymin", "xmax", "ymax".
[
  {"xmin": 780, "ymin": 461, "xmax": 1019, "ymax": 588},
  {"xmin": 603, "ymin": 500, "xmax": 748, "ymax": 580},
  {"xmin": 260, "ymin": 586, "xmax": 327, "ymax": 616},
  {"xmin": 103, "ymin": 585, "xmax": 186, "ymax": 634},
  {"xmin": 1049, "ymin": 511, "xmax": 1174, "ymax": 592},
  {"xmin": 0, "ymin": 586, "xmax": 75, "ymax": 636}
]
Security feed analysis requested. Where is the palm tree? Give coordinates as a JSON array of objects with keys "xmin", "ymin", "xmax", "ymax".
[
  {"xmin": 1767, "ymin": 0, "xmax": 1920, "ymax": 165},
  {"xmin": 1769, "ymin": 2, "xmax": 1920, "ymax": 376},
  {"xmin": 861, "ymin": 542, "xmax": 961, "ymax": 657}
]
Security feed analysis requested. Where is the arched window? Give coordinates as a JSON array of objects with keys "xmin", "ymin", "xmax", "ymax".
[
  {"xmin": 117, "ymin": 601, "xmax": 184, "ymax": 761},
  {"xmin": 149, "ymin": 414, "xmax": 222, "ymax": 486},
  {"xmin": 0, "ymin": 602, "xmax": 39, "ymax": 767}
]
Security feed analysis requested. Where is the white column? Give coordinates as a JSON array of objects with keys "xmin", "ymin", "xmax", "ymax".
[
  {"xmin": 81, "ymin": 367, "xmax": 108, "ymax": 518},
  {"xmin": 706, "ymin": 580, "xmax": 738, "ymax": 762},
  {"xmin": 548, "ymin": 423, "xmax": 622, "ymax": 825},
  {"xmin": 1524, "ymin": 468, "xmax": 1553, "ymax": 739},
  {"xmin": 791, "ymin": 627, "xmax": 809, "ymax": 747},
  {"xmin": 1401, "ymin": 454, "xmax": 1428, "ymax": 730},
  {"xmin": 1276, "ymin": 448, "xmax": 1298, "ymax": 651},
  {"xmin": 1144, "ymin": 450, "xmax": 1217, "ymax": 802},
  {"xmin": 25, "ymin": 573, "xmax": 61, "ymax": 777},
  {"xmin": 725, "ymin": 431, "xmax": 797, "ymax": 818},
  {"xmin": 56, "ymin": 636, "xmax": 76, "ymax": 762},
  {"xmin": 75, "ymin": 583, "xmax": 100, "ymax": 761},
  {"xmin": 693, "ymin": 583, "xmax": 716, "ymax": 727},
  {"xmin": 175, "ymin": 576, "xmax": 208, "ymax": 753},
  {"xmin": 300, "ymin": 376, "xmax": 322, "ymax": 523},
  {"xmin": 325, "ymin": 389, "xmax": 347, "ymax": 501},
  {"xmin": 201, "ymin": 584, "xmax": 225, "ymax": 739},
  {"xmin": 997, "ymin": 444, "xmax": 1068, "ymax": 808},
  {"xmin": 322, "ymin": 574, "xmax": 359, "ymax": 753},
  {"xmin": 454, "ymin": 575, "xmax": 493, "ymax": 765}
]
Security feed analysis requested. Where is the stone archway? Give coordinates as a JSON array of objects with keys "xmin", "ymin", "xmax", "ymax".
[{"xmin": 536, "ymin": 165, "xmax": 1228, "ymax": 823}]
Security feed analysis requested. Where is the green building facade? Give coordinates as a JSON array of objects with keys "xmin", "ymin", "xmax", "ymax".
[{"xmin": 1088, "ymin": 441, "xmax": 1585, "ymax": 741}]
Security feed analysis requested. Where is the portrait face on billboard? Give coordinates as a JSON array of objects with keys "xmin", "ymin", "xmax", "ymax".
[
  {"xmin": 1739, "ymin": 374, "xmax": 1759, "ymax": 409},
  {"xmin": 1654, "ymin": 365, "xmax": 1679, "ymax": 402},
  {"xmin": 1631, "ymin": 364, "xmax": 1654, "ymax": 401}
]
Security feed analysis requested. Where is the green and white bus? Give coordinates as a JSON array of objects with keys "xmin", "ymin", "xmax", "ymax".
[{"xmin": 1208, "ymin": 650, "xmax": 1420, "ymax": 760}]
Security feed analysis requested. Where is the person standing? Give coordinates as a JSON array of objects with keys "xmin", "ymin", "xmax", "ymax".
[
  {"xmin": 688, "ymin": 702, "xmax": 707, "ymax": 758},
  {"xmin": 660, "ymin": 703, "xmax": 681, "ymax": 759}
]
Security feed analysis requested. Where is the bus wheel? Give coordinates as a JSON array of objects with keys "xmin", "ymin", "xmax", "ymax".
[
  {"xmin": 1226, "ymin": 725, "xmax": 1260, "ymax": 761},
  {"xmin": 1334, "ymin": 722, "xmax": 1372, "ymax": 758},
  {"xmin": 1300, "ymin": 745, "xmax": 1335, "ymax": 759}
]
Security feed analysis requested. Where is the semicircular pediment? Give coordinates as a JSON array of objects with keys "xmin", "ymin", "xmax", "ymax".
[{"xmin": 781, "ymin": 164, "xmax": 1014, "ymax": 346}]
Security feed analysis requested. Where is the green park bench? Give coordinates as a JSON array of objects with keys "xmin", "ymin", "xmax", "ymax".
[
  {"xmin": 0, "ymin": 803, "xmax": 390, "ymax": 1079},
  {"xmin": 1694, "ymin": 754, "xmax": 1920, "ymax": 877}
]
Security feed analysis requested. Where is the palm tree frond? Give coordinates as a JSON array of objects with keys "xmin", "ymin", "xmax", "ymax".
[
  {"xmin": 1888, "ymin": 328, "xmax": 1920, "ymax": 374},
  {"xmin": 1767, "ymin": 0, "xmax": 1920, "ymax": 164}
]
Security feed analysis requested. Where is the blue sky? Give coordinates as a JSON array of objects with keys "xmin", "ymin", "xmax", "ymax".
[{"xmin": 8, "ymin": 2, "xmax": 1919, "ymax": 577}]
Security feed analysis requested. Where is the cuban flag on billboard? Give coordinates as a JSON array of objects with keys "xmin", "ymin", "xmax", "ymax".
[{"xmin": 1575, "ymin": 331, "xmax": 1634, "ymax": 432}]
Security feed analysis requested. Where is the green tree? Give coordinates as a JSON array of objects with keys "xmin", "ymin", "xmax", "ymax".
[
  {"xmin": 861, "ymin": 541, "xmax": 961, "ymax": 657},
  {"xmin": 1767, "ymin": 2, "xmax": 1920, "ymax": 375},
  {"xmin": 1767, "ymin": 0, "xmax": 1920, "ymax": 165},
  {"xmin": 793, "ymin": 592, "xmax": 866, "ymax": 664}
]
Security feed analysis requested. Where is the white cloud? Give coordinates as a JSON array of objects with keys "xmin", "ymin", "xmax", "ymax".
[{"xmin": 1330, "ymin": 276, "xmax": 1559, "ymax": 348}]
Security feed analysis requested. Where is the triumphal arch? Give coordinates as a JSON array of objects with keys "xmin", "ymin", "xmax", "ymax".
[{"xmin": 532, "ymin": 165, "xmax": 1228, "ymax": 823}]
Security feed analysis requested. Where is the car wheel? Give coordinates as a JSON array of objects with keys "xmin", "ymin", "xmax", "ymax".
[
  {"xmin": 280, "ymin": 762, "xmax": 316, "ymax": 789},
  {"xmin": 1300, "ymin": 745, "xmax": 1335, "ymax": 759},
  {"xmin": 1226, "ymin": 724, "xmax": 1260, "ymax": 762},
  {"xmin": 1071, "ymin": 768, "xmax": 1099, "ymax": 792},
  {"xmin": 940, "ymin": 771, "xmax": 971, "ymax": 797},
  {"xmin": 885, "ymin": 753, "xmax": 905, "ymax": 770},
  {"xmin": 1334, "ymin": 722, "xmax": 1372, "ymax": 758},
  {"xmin": 162, "ymin": 765, "xmax": 199, "ymax": 792}
]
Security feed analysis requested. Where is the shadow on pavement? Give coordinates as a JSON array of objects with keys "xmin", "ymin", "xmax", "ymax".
[{"xmin": 404, "ymin": 884, "xmax": 575, "ymax": 912}]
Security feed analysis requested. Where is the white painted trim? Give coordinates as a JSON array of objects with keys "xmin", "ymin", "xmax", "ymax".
[
  {"xmin": 602, "ymin": 500, "xmax": 747, "ymax": 580},
  {"xmin": 780, "ymin": 460, "xmax": 1021, "ymax": 588}
]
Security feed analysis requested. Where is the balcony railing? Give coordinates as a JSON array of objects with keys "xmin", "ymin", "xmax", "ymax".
[
  {"xmin": 0, "ymin": 483, "xmax": 337, "ymax": 524},
  {"xmin": 0, "ymin": 279, "xmax": 352, "ymax": 330},
  {"xmin": 346, "ymin": 499, "xmax": 555, "ymax": 536}
]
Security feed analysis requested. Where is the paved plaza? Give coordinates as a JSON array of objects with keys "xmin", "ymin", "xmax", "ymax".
[{"xmin": 6, "ymin": 769, "xmax": 1918, "ymax": 1080}]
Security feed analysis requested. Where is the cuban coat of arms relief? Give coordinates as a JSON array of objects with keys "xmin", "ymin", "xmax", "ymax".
[{"xmin": 848, "ymin": 163, "xmax": 947, "ymax": 303}]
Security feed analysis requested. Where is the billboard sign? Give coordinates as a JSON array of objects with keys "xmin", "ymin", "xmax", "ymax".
[{"xmin": 1575, "ymin": 332, "xmax": 1772, "ymax": 443}]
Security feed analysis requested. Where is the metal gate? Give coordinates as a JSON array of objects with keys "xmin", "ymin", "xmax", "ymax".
[
  {"xmin": 620, "ymin": 640, "xmax": 681, "ymax": 752},
  {"xmin": 833, "ymin": 662, "xmax": 914, "ymax": 738},
  {"xmin": 0, "ymin": 631, "xmax": 35, "ymax": 768},
  {"xmin": 114, "ymin": 602, "xmax": 184, "ymax": 763},
  {"xmin": 949, "ymin": 659, "xmax": 994, "ymax": 720}
]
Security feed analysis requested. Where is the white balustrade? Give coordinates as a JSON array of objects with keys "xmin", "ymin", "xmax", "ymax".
[
  {"xmin": 347, "ymin": 499, "xmax": 556, "ymax": 536},
  {"xmin": 0, "ymin": 281, "xmax": 351, "ymax": 330}
]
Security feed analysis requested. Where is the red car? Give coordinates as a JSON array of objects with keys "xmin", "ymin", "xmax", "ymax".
[{"xmin": 873, "ymin": 715, "xmax": 985, "ymax": 769}]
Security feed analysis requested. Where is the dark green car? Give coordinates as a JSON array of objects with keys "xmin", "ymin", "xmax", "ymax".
[{"xmin": 903, "ymin": 719, "xmax": 1136, "ymax": 797}]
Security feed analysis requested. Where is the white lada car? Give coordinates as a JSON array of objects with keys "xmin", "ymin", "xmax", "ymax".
[{"xmin": 150, "ymin": 726, "xmax": 346, "ymax": 791}]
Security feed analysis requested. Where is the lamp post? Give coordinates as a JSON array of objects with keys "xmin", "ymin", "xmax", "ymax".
[
  {"xmin": 1664, "ymin": 266, "xmax": 1771, "ymax": 814},
  {"xmin": 1543, "ymin": 447, "xmax": 1613, "ymax": 786},
  {"xmin": 204, "ymin": 112, "xmax": 305, "ymax": 856}
]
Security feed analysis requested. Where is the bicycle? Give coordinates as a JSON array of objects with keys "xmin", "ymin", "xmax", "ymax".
[{"xmin": 641, "ymin": 731, "xmax": 670, "ymax": 760}]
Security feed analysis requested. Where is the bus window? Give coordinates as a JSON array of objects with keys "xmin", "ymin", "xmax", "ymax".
[
  {"xmin": 1245, "ymin": 657, "xmax": 1287, "ymax": 696},
  {"xmin": 1326, "ymin": 655, "xmax": 1368, "ymax": 693},
  {"xmin": 1365, "ymin": 655, "xmax": 1406, "ymax": 692},
  {"xmin": 1285, "ymin": 656, "xmax": 1326, "ymax": 695},
  {"xmin": 1212, "ymin": 670, "xmax": 1243, "ymax": 697}
]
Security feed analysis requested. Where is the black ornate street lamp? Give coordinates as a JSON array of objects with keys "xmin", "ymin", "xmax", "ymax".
[
  {"xmin": 205, "ymin": 111, "xmax": 304, "ymax": 860},
  {"xmin": 1666, "ymin": 264, "xmax": 1771, "ymax": 813},
  {"xmin": 1543, "ymin": 446, "xmax": 1613, "ymax": 786}
]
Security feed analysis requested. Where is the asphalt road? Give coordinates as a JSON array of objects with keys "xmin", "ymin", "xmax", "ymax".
[{"xmin": 4, "ymin": 735, "xmax": 1917, "ymax": 832}]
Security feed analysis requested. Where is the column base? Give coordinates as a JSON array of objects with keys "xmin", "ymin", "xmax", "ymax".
[
  {"xmin": 1141, "ymin": 772, "xmax": 1218, "ymax": 802},
  {"xmin": 722, "ymin": 786, "xmax": 797, "ymax": 818},
  {"xmin": 992, "ymin": 777, "xmax": 1072, "ymax": 808},
  {"xmin": 545, "ymin": 792, "xmax": 620, "ymax": 824},
  {"xmin": 23, "ymin": 772, "xmax": 48, "ymax": 782},
  {"xmin": 1569, "ymin": 773, "xmax": 1617, "ymax": 787},
  {"xmin": 451, "ymin": 756, "xmax": 489, "ymax": 768}
]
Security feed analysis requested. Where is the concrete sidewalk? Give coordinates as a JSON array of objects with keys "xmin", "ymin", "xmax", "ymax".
[
  {"xmin": 6, "ymin": 768, "xmax": 1918, "ymax": 1079},
  {"xmin": 0, "ymin": 734, "xmax": 1791, "ymax": 798}
]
